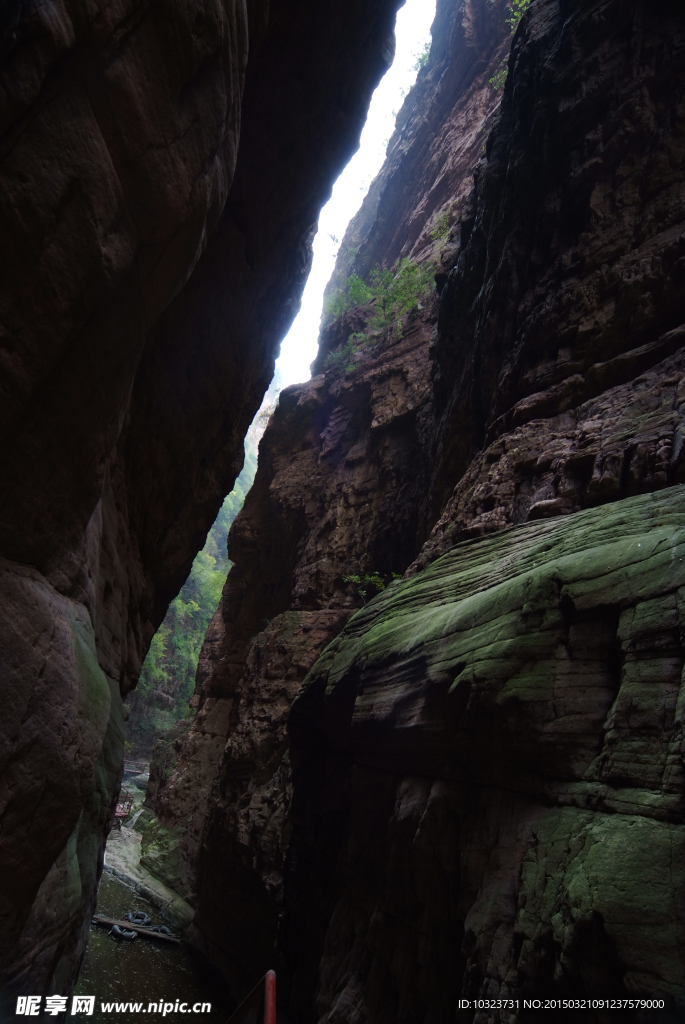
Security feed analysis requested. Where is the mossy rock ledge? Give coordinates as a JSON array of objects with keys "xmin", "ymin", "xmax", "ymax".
[{"xmin": 289, "ymin": 486, "xmax": 685, "ymax": 1009}]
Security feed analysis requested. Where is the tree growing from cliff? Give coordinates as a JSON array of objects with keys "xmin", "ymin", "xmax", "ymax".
[
  {"xmin": 324, "ymin": 257, "xmax": 435, "ymax": 373},
  {"xmin": 342, "ymin": 571, "xmax": 402, "ymax": 604},
  {"xmin": 489, "ymin": 0, "xmax": 532, "ymax": 90},
  {"xmin": 506, "ymin": 0, "xmax": 531, "ymax": 31},
  {"xmin": 413, "ymin": 41, "xmax": 431, "ymax": 71}
]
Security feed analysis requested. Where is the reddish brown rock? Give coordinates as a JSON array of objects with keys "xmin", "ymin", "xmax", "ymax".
[
  {"xmin": 0, "ymin": 0, "xmax": 408, "ymax": 1001},
  {"xmin": 324, "ymin": 0, "xmax": 511, "ymax": 298},
  {"xmin": 424, "ymin": 0, "xmax": 685, "ymax": 538},
  {"xmin": 162, "ymin": 0, "xmax": 685, "ymax": 1013},
  {"xmin": 414, "ymin": 334, "xmax": 685, "ymax": 570}
]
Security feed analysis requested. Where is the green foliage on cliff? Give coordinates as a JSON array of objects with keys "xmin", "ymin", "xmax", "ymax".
[
  {"xmin": 323, "ymin": 258, "xmax": 435, "ymax": 373},
  {"xmin": 413, "ymin": 41, "xmax": 431, "ymax": 71},
  {"xmin": 367, "ymin": 258, "xmax": 434, "ymax": 331},
  {"xmin": 326, "ymin": 273, "xmax": 376, "ymax": 322},
  {"xmin": 342, "ymin": 570, "xmax": 402, "ymax": 604},
  {"xmin": 490, "ymin": 0, "xmax": 532, "ymax": 90},
  {"xmin": 324, "ymin": 332, "xmax": 366, "ymax": 372},
  {"xmin": 125, "ymin": 384, "xmax": 281, "ymax": 757},
  {"xmin": 325, "ymin": 258, "xmax": 434, "ymax": 330},
  {"xmin": 430, "ymin": 210, "xmax": 451, "ymax": 242},
  {"xmin": 506, "ymin": 0, "xmax": 531, "ymax": 31},
  {"xmin": 126, "ymin": 447, "xmax": 258, "ymax": 753},
  {"xmin": 488, "ymin": 64, "xmax": 508, "ymax": 91}
]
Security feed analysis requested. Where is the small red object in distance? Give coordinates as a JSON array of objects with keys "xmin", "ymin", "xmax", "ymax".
[
  {"xmin": 264, "ymin": 971, "xmax": 276, "ymax": 1024},
  {"xmin": 225, "ymin": 971, "xmax": 277, "ymax": 1024}
]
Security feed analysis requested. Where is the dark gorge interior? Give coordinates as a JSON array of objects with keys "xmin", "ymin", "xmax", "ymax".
[{"xmin": 1, "ymin": 0, "xmax": 684, "ymax": 1021}]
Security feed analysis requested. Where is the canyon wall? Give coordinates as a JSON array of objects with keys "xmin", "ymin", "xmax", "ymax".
[
  {"xmin": 153, "ymin": 0, "xmax": 512, "ymax": 1000},
  {"xmin": 0, "ymin": 0, "xmax": 405, "ymax": 1004},
  {"xmin": 156, "ymin": 0, "xmax": 685, "ymax": 1019},
  {"xmin": 283, "ymin": 0, "xmax": 685, "ymax": 1019}
]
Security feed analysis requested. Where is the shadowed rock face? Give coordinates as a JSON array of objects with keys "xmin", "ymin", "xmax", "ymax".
[
  {"xmin": 288, "ymin": 487, "xmax": 685, "ymax": 1018},
  {"xmin": 5, "ymin": 0, "xmax": 683, "ymax": 1014},
  {"xmin": 160, "ymin": 0, "xmax": 685, "ymax": 1018},
  {"xmin": 425, "ymin": 0, "xmax": 685, "ymax": 538},
  {"xmin": 0, "ymin": 0, "xmax": 405, "ymax": 1001},
  {"xmin": 157, "ymin": 306, "xmax": 440, "ymax": 992}
]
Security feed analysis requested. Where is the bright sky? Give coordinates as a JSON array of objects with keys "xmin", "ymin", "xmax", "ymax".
[{"xmin": 275, "ymin": 0, "xmax": 436, "ymax": 389}]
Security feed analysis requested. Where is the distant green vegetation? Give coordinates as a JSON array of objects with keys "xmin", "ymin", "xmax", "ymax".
[
  {"xmin": 342, "ymin": 571, "xmax": 403, "ymax": 604},
  {"xmin": 125, "ymin": 447, "xmax": 258, "ymax": 754},
  {"xmin": 430, "ymin": 210, "xmax": 451, "ymax": 243},
  {"xmin": 413, "ymin": 41, "xmax": 431, "ymax": 72},
  {"xmin": 323, "ymin": 258, "xmax": 435, "ymax": 373},
  {"xmin": 489, "ymin": 0, "xmax": 532, "ymax": 90},
  {"xmin": 506, "ymin": 0, "xmax": 532, "ymax": 31}
]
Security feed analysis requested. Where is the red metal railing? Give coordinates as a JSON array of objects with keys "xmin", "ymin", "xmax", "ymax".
[
  {"xmin": 225, "ymin": 971, "xmax": 276, "ymax": 1024},
  {"xmin": 114, "ymin": 787, "xmax": 134, "ymax": 819}
]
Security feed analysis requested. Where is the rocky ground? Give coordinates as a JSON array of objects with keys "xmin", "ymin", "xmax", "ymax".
[{"xmin": 104, "ymin": 827, "xmax": 193, "ymax": 934}]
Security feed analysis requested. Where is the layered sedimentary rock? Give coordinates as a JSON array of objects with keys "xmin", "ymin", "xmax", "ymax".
[
  {"xmin": 160, "ymin": 0, "xmax": 685, "ymax": 1018},
  {"xmin": 0, "ymin": 0, "xmax": 405, "ymax": 1002},
  {"xmin": 287, "ymin": 487, "xmax": 685, "ymax": 1019},
  {"xmin": 424, "ymin": 0, "xmax": 685, "ymax": 540},
  {"xmin": 324, "ymin": 0, "xmax": 511, "ymax": 294}
]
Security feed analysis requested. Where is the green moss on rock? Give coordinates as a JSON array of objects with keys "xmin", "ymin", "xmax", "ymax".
[
  {"xmin": 290, "ymin": 486, "xmax": 685, "ymax": 1004},
  {"xmin": 140, "ymin": 820, "xmax": 184, "ymax": 892}
]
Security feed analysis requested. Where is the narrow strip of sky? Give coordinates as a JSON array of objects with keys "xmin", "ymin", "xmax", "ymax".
[{"xmin": 275, "ymin": 0, "xmax": 436, "ymax": 390}]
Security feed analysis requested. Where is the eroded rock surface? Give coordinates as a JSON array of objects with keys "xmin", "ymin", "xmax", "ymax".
[
  {"xmin": 424, "ymin": 0, "xmax": 685, "ymax": 538},
  {"xmin": 287, "ymin": 487, "xmax": 685, "ymax": 1019},
  {"xmin": 0, "ymin": 0, "xmax": 406, "ymax": 1001}
]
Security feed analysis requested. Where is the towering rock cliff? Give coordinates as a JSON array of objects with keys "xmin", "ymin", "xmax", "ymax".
[
  {"xmin": 283, "ymin": 0, "xmax": 685, "ymax": 1018},
  {"xmin": 157, "ymin": 0, "xmax": 685, "ymax": 1018},
  {"xmin": 0, "ymin": 0, "xmax": 406, "ymax": 1004}
]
